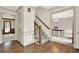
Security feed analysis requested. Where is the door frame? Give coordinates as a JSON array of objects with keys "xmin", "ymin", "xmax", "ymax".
[{"xmin": 50, "ymin": 7, "xmax": 75, "ymax": 46}]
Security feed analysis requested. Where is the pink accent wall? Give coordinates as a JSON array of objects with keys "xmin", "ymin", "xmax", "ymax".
[{"xmin": 53, "ymin": 17, "xmax": 73, "ymax": 30}]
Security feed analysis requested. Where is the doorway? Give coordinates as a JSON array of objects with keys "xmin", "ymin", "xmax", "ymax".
[
  {"xmin": 51, "ymin": 8, "xmax": 74, "ymax": 46},
  {"xmin": 2, "ymin": 18, "xmax": 15, "ymax": 43}
]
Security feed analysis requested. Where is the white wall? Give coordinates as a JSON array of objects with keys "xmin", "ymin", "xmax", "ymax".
[
  {"xmin": 23, "ymin": 6, "xmax": 35, "ymax": 46},
  {"xmin": 23, "ymin": 7, "xmax": 35, "ymax": 32},
  {"xmin": 17, "ymin": 6, "xmax": 35, "ymax": 46},
  {"xmin": 36, "ymin": 7, "xmax": 50, "ymax": 27},
  {"xmin": 74, "ymin": 7, "xmax": 79, "ymax": 49},
  {"xmin": 17, "ymin": 7, "xmax": 24, "ymax": 45},
  {"xmin": 36, "ymin": 7, "xmax": 51, "ymax": 39},
  {"xmin": 0, "ymin": 15, "xmax": 3, "ymax": 43},
  {"xmin": 50, "ymin": 6, "xmax": 73, "ymax": 13},
  {"xmin": 0, "ymin": 7, "xmax": 17, "ymax": 44},
  {"xmin": 52, "ymin": 9, "xmax": 73, "ymax": 19}
]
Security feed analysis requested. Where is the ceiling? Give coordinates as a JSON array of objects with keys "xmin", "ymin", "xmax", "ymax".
[
  {"xmin": 40, "ymin": 6, "xmax": 56, "ymax": 10},
  {"xmin": 0, "ymin": 6, "xmax": 20, "ymax": 11},
  {"xmin": 0, "ymin": 6, "xmax": 56, "ymax": 12}
]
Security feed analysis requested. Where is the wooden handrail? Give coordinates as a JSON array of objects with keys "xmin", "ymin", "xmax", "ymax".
[
  {"xmin": 34, "ymin": 21, "xmax": 40, "ymax": 28},
  {"xmin": 35, "ymin": 16, "xmax": 50, "ymax": 29},
  {"xmin": 34, "ymin": 21, "xmax": 41, "ymax": 45}
]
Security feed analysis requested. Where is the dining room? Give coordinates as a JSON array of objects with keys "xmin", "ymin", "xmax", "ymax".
[{"xmin": 51, "ymin": 8, "xmax": 74, "ymax": 46}]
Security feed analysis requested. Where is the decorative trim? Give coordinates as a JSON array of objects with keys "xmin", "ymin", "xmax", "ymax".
[
  {"xmin": 16, "ymin": 40, "xmax": 24, "ymax": 47},
  {"xmin": 16, "ymin": 6, "xmax": 23, "ymax": 12},
  {"xmin": 22, "ymin": 31, "xmax": 34, "ymax": 33},
  {"xmin": 2, "ymin": 18, "xmax": 15, "ymax": 20}
]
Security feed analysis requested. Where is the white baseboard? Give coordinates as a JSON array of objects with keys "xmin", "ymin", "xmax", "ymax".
[
  {"xmin": 0, "ymin": 40, "xmax": 3, "ymax": 44},
  {"xmin": 24, "ymin": 40, "xmax": 35, "ymax": 46}
]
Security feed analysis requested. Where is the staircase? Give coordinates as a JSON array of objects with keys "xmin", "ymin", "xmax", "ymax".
[
  {"xmin": 34, "ymin": 16, "xmax": 50, "ymax": 45},
  {"xmin": 41, "ymin": 29, "xmax": 49, "ymax": 44}
]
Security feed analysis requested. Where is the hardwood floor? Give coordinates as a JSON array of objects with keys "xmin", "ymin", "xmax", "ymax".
[{"xmin": 0, "ymin": 40, "xmax": 78, "ymax": 53}]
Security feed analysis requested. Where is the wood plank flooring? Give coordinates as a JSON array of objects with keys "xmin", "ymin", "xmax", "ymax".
[{"xmin": 0, "ymin": 40, "xmax": 78, "ymax": 53}]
